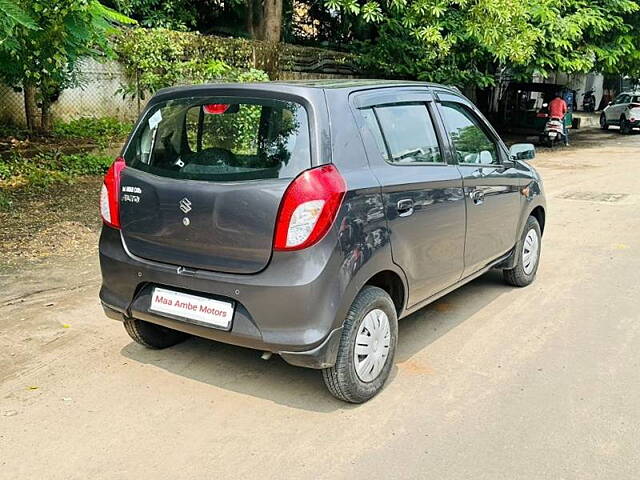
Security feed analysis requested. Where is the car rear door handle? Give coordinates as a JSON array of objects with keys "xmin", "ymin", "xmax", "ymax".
[
  {"xmin": 396, "ymin": 199, "xmax": 414, "ymax": 217},
  {"xmin": 469, "ymin": 189, "xmax": 485, "ymax": 205}
]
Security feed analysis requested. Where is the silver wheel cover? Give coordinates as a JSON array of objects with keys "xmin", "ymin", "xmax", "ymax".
[
  {"xmin": 522, "ymin": 228, "xmax": 540, "ymax": 275},
  {"xmin": 354, "ymin": 308, "xmax": 391, "ymax": 382}
]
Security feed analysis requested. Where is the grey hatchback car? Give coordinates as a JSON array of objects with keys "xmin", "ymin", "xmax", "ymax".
[{"xmin": 99, "ymin": 80, "xmax": 546, "ymax": 403}]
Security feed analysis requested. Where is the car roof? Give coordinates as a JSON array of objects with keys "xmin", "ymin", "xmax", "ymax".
[
  {"xmin": 620, "ymin": 91, "xmax": 640, "ymax": 96},
  {"xmin": 152, "ymin": 79, "xmax": 462, "ymax": 104},
  {"xmin": 271, "ymin": 79, "xmax": 457, "ymax": 90}
]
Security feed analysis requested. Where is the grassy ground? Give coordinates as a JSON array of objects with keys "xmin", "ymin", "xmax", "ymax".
[{"xmin": 0, "ymin": 117, "xmax": 131, "ymax": 269}]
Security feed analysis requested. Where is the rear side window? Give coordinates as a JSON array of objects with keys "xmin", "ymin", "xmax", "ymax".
[
  {"xmin": 124, "ymin": 98, "xmax": 310, "ymax": 181},
  {"xmin": 362, "ymin": 104, "xmax": 442, "ymax": 164}
]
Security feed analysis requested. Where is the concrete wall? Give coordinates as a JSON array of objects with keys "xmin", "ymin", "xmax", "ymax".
[
  {"xmin": 541, "ymin": 72, "xmax": 605, "ymax": 111},
  {"xmin": 0, "ymin": 59, "xmax": 140, "ymax": 126}
]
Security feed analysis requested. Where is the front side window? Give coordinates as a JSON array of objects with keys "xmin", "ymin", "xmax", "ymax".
[
  {"xmin": 440, "ymin": 102, "xmax": 499, "ymax": 165},
  {"xmin": 124, "ymin": 98, "xmax": 310, "ymax": 181},
  {"xmin": 615, "ymin": 95, "xmax": 629, "ymax": 105}
]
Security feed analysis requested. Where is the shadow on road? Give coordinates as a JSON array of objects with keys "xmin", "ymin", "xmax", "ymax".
[{"xmin": 121, "ymin": 270, "xmax": 508, "ymax": 412}]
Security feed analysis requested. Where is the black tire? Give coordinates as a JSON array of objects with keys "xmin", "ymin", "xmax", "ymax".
[
  {"xmin": 123, "ymin": 318, "xmax": 188, "ymax": 349},
  {"xmin": 620, "ymin": 116, "xmax": 631, "ymax": 135},
  {"xmin": 600, "ymin": 113, "xmax": 609, "ymax": 130},
  {"xmin": 322, "ymin": 286, "xmax": 398, "ymax": 403},
  {"xmin": 503, "ymin": 216, "xmax": 542, "ymax": 287}
]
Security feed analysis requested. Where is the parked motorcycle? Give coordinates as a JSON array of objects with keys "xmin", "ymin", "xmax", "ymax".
[{"xmin": 582, "ymin": 90, "xmax": 596, "ymax": 112}]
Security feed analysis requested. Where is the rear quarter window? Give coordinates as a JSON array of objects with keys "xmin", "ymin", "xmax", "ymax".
[{"xmin": 124, "ymin": 97, "xmax": 311, "ymax": 182}]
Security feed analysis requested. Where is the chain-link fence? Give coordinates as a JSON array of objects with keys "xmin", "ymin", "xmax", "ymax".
[
  {"xmin": 0, "ymin": 48, "xmax": 362, "ymax": 129},
  {"xmin": 0, "ymin": 58, "xmax": 140, "ymax": 128}
]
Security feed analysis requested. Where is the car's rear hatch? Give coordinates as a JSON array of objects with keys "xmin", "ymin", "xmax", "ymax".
[{"xmin": 119, "ymin": 94, "xmax": 312, "ymax": 274}]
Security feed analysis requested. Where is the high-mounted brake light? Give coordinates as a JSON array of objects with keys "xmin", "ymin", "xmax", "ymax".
[
  {"xmin": 100, "ymin": 157, "xmax": 126, "ymax": 229},
  {"xmin": 274, "ymin": 165, "xmax": 346, "ymax": 251},
  {"xmin": 203, "ymin": 104, "xmax": 230, "ymax": 114}
]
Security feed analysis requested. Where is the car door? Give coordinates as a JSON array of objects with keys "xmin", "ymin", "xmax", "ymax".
[
  {"xmin": 607, "ymin": 94, "xmax": 629, "ymax": 123},
  {"xmin": 353, "ymin": 90, "xmax": 466, "ymax": 307},
  {"xmin": 434, "ymin": 91, "xmax": 522, "ymax": 277}
]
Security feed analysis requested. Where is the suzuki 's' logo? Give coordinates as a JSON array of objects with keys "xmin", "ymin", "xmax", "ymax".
[{"xmin": 179, "ymin": 197, "xmax": 192, "ymax": 213}]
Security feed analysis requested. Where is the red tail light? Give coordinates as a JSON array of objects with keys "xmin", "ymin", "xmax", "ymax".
[
  {"xmin": 274, "ymin": 164, "xmax": 346, "ymax": 251},
  {"xmin": 203, "ymin": 104, "xmax": 230, "ymax": 114},
  {"xmin": 100, "ymin": 157, "xmax": 126, "ymax": 229}
]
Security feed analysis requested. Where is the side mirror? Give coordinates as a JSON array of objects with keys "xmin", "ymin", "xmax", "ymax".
[
  {"xmin": 510, "ymin": 143, "xmax": 536, "ymax": 161},
  {"xmin": 479, "ymin": 150, "xmax": 493, "ymax": 164},
  {"xmin": 608, "ymin": 101, "xmax": 613, "ymax": 106}
]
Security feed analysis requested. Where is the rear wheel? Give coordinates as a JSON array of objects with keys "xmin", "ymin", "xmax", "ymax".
[
  {"xmin": 600, "ymin": 113, "xmax": 609, "ymax": 130},
  {"xmin": 124, "ymin": 318, "xmax": 189, "ymax": 349},
  {"xmin": 504, "ymin": 216, "xmax": 542, "ymax": 287},
  {"xmin": 322, "ymin": 286, "xmax": 398, "ymax": 403}
]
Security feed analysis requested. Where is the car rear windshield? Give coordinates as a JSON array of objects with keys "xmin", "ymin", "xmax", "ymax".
[{"xmin": 123, "ymin": 97, "xmax": 311, "ymax": 181}]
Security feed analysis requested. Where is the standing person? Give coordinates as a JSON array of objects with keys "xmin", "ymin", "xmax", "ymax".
[{"xmin": 549, "ymin": 92, "xmax": 569, "ymax": 146}]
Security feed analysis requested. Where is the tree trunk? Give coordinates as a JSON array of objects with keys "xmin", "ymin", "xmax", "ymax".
[
  {"xmin": 246, "ymin": 0, "xmax": 263, "ymax": 38},
  {"xmin": 40, "ymin": 97, "xmax": 52, "ymax": 133},
  {"xmin": 260, "ymin": 0, "xmax": 283, "ymax": 42},
  {"xmin": 247, "ymin": 0, "xmax": 255, "ymax": 37},
  {"xmin": 23, "ymin": 83, "xmax": 38, "ymax": 131}
]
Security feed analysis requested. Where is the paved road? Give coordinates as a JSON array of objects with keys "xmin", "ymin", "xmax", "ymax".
[{"xmin": 2, "ymin": 129, "xmax": 639, "ymax": 479}]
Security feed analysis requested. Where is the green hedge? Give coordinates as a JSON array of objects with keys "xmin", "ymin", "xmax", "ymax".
[{"xmin": 112, "ymin": 28, "xmax": 359, "ymax": 100}]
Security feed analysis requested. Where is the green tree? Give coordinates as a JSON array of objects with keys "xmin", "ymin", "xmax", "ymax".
[
  {"xmin": 102, "ymin": 0, "xmax": 196, "ymax": 30},
  {"xmin": 0, "ymin": 1, "xmax": 134, "ymax": 132},
  {"xmin": 0, "ymin": 0, "xmax": 35, "ymax": 42},
  {"xmin": 515, "ymin": 0, "xmax": 640, "ymax": 78},
  {"xmin": 327, "ymin": 0, "xmax": 640, "ymax": 88}
]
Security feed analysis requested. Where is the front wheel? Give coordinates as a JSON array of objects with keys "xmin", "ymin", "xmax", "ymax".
[
  {"xmin": 620, "ymin": 117, "xmax": 632, "ymax": 135},
  {"xmin": 503, "ymin": 216, "xmax": 542, "ymax": 287},
  {"xmin": 600, "ymin": 113, "xmax": 609, "ymax": 130},
  {"xmin": 322, "ymin": 286, "xmax": 398, "ymax": 403}
]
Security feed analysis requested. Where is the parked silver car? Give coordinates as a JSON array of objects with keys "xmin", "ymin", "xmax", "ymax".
[{"xmin": 600, "ymin": 92, "xmax": 640, "ymax": 134}]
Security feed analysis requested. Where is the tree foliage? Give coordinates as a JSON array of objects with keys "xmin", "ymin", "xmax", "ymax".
[
  {"xmin": 0, "ymin": 1, "xmax": 135, "ymax": 131},
  {"xmin": 112, "ymin": 28, "xmax": 270, "ymax": 103},
  {"xmin": 328, "ymin": 0, "xmax": 640, "ymax": 85},
  {"xmin": 102, "ymin": 0, "xmax": 197, "ymax": 30},
  {"xmin": 0, "ymin": 0, "xmax": 36, "ymax": 41}
]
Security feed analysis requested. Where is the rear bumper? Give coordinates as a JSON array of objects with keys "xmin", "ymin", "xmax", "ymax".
[{"xmin": 99, "ymin": 225, "xmax": 347, "ymax": 369}]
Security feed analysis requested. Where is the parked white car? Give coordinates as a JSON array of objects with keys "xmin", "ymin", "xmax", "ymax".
[{"xmin": 600, "ymin": 92, "xmax": 640, "ymax": 134}]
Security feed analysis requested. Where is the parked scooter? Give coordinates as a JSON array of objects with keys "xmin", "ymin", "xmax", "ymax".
[
  {"xmin": 541, "ymin": 117, "xmax": 566, "ymax": 148},
  {"xmin": 537, "ymin": 102, "xmax": 567, "ymax": 147},
  {"xmin": 582, "ymin": 90, "xmax": 596, "ymax": 112}
]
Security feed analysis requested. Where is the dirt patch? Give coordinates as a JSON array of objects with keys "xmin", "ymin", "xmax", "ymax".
[
  {"xmin": 0, "ymin": 135, "xmax": 98, "ymax": 160},
  {"xmin": 0, "ymin": 176, "xmax": 102, "ymax": 271}
]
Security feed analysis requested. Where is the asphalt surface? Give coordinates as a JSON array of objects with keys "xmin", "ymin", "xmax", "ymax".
[{"xmin": 1, "ymin": 128, "xmax": 639, "ymax": 479}]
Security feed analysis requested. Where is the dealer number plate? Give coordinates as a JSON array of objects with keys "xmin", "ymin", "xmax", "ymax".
[{"xmin": 150, "ymin": 287, "xmax": 234, "ymax": 329}]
